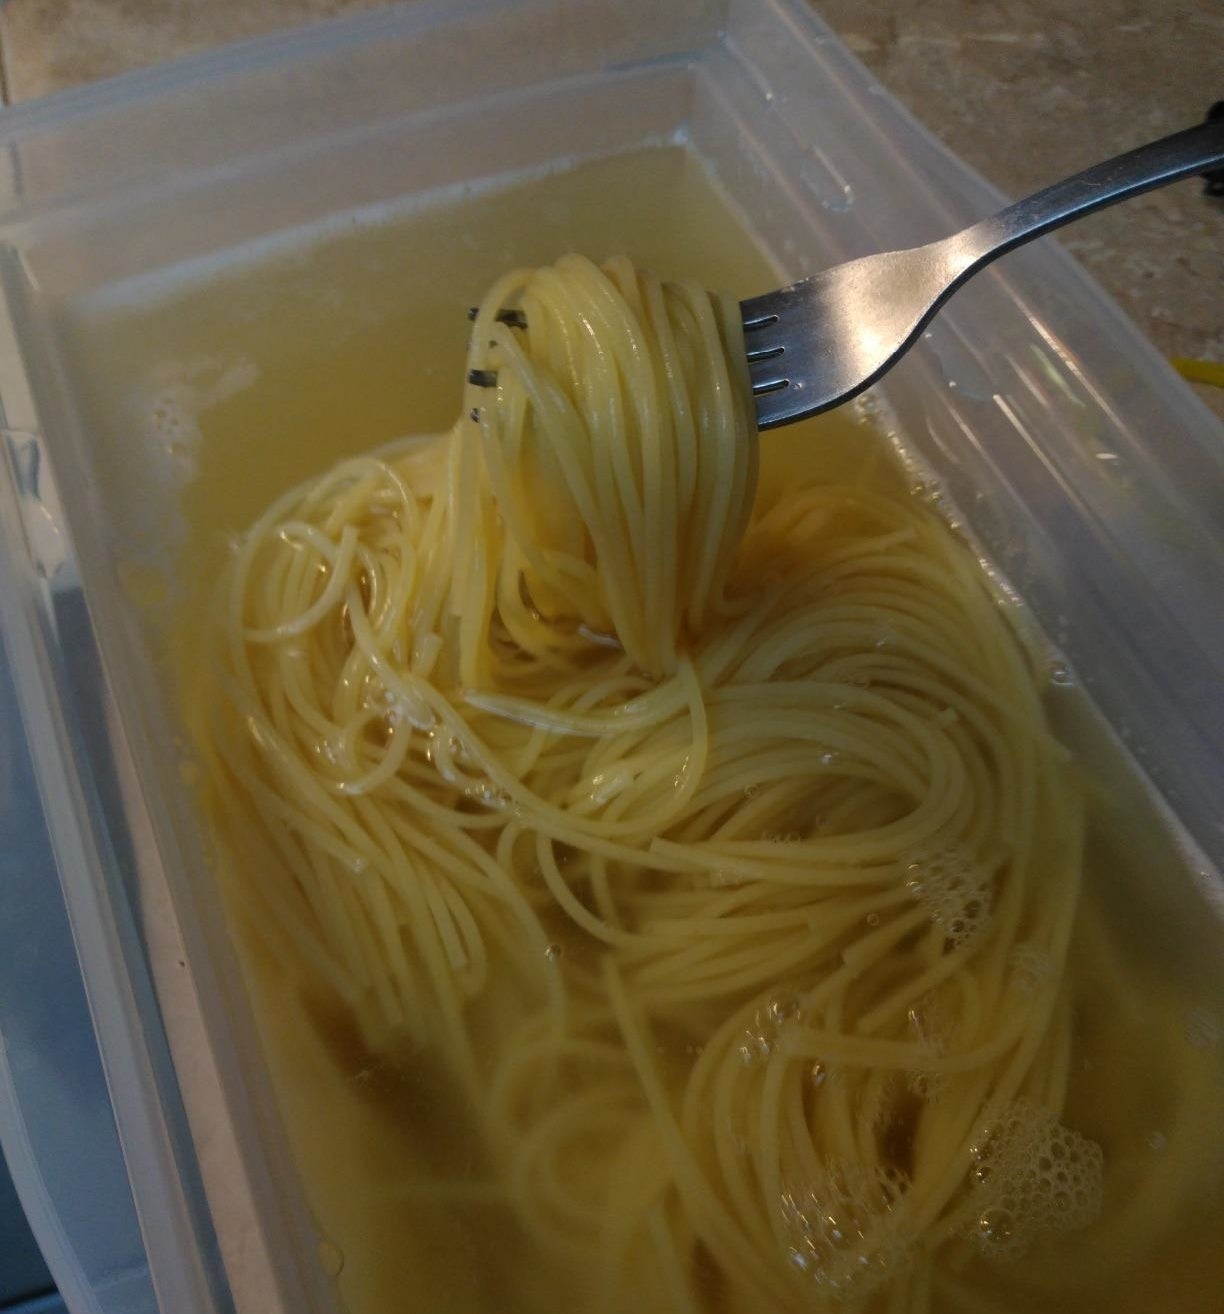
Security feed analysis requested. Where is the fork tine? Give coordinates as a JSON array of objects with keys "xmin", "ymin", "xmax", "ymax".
[
  {"xmin": 741, "ymin": 289, "xmax": 791, "ymax": 336},
  {"xmin": 740, "ymin": 289, "xmax": 787, "ymax": 328},
  {"xmin": 748, "ymin": 358, "xmax": 790, "ymax": 395}
]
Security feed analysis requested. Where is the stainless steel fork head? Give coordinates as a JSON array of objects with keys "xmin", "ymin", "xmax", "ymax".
[{"xmin": 742, "ymin": 240, "xmax": 970, "ymax": 430}]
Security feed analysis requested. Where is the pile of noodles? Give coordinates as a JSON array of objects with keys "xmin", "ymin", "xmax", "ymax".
[{"xmin": 190, "ymin": 254, "xmax": 1180, "ymax": 1313}]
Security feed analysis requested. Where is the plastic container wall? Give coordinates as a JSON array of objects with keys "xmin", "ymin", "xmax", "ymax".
[{"xmin": 0, "ymin": 630, "xmax": 155, "ymax": 1314}]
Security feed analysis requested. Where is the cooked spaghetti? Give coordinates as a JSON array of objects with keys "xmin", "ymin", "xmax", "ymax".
[{"xmin": 189, "ymin": 254, "xmax": 1205, "ymax": 1312}]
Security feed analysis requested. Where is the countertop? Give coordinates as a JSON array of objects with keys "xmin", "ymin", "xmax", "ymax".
[{"xmin": 0, "ymin": 0, "xmax": 1220, "ymax": 419}]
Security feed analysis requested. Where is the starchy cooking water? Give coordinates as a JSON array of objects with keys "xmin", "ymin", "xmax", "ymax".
[{"xmin": 59, "ymin": 145, "xmax": 1222, "ymax": 1314}]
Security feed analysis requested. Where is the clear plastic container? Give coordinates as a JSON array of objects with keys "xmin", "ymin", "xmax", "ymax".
[
  {"xmin": 0, "ymin": 1, "xmax": 1219, "ymax": 1311},
  {"xmin": 0, "ymin": 630, "xmax": 157, "ymax": 1314}
]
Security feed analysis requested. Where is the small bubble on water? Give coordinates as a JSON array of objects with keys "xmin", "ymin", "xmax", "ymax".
[
  {"xmin": 741, "ymin": 995, "xmax": 801, "ymax": 1066},
  {"xmin": 810, "ymin": 1062, "xmax": 827, "ymax": 1088},
  {"xmin": 819, "ymin": 750, "xmax": 840, "ymax": 767},
  {"xmin": 767, "ymin": 993, "xmax": 802, "ymax": 1024},
  {"xmin": 544, "ymin": 942, "xmax": 564, "ymax": 963},
  {"xmin": 468, "ymin": 782, "xmax": 510, "ymax": 810},
  {"xmin": 744, "ymin": 782, "xmax": 761, "ymax": 799},
  {"xmin": 1147, "ymin": 1131, "xmax": 1168, "ymax": 1153},
  {"xmin": 316, "ymin": 735, "xmax": 345, "ymax": 767},
  {"xmin": 318, "ymin": 1240, "xmax": 345, "ymax": 1278},
  {"xmin": 1048, "ymin": 660, "xmax": 1075, "ymax": 687},
  {"xmin": 739, "ymin": 1040, "xmax": 765, "ymax": 1066},
  {"xmin": 976, "ymin": 1207, "xmax": 1014, "ymax": 1246},
  {"xmin": 865, "ymin": 912, "xmax": 881, "ymax": 927}
]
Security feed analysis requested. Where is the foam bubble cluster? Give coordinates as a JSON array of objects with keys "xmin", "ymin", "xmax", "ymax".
[
  {"xmin": 141, "ymin": 356, "xmax": 258, "ymax": 465},
  {"xmin": 904, "ymin": 845, "xmax": 993, "ymax": 946},
  {"xmin": 969, "ymin": 1101, "xmax": 1103, "ymax": 1260},
  {"xmin": 780, "ymin": 1161, "xmax": 909, "ymax": 1299}
]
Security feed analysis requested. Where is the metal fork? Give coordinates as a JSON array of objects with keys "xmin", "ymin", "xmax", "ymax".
[{"xmin": 742, "ymin": 116, "xmax": 1224, "ymax": 430}]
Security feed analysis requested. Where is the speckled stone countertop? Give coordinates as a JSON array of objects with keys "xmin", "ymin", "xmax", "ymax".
[{"xmin": 0, "ymin": 0, "xmax": 1220, "ymax": 419}]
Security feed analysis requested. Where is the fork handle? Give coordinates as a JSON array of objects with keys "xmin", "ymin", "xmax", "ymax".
[{"xmin": 958, "ymin": 117, "xmax": 1224, "ymax": 270}]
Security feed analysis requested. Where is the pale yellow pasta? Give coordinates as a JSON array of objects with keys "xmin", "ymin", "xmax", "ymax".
[{"xmin": 189, "ymin": 254, "xmax": 1206, "ymax": 1312}]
